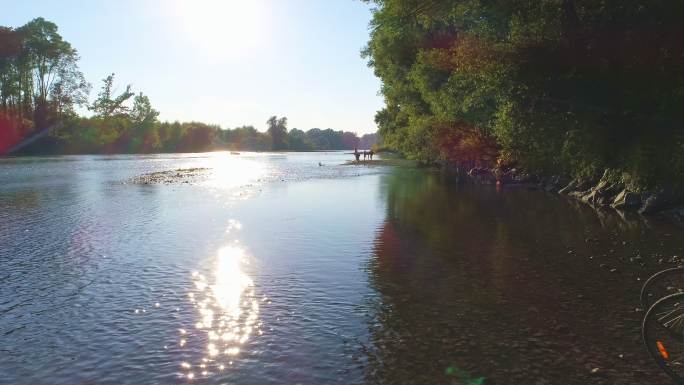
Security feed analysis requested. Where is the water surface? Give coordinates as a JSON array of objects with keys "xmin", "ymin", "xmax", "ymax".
[{"xmin": 1, "ymin": 152, "xmax": 682, "ymax": 384}]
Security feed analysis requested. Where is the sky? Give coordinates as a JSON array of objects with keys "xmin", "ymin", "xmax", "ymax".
[{"xmin": 1, "ymin": 0, "xmax": 384, "ymax": 135}]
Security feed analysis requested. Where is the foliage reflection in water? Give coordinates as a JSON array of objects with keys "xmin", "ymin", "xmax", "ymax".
[{"xmin": 179, "ymin": 221, "xmax": 262, "ymax": 381}]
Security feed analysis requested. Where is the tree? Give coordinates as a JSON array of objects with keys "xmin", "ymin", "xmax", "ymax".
[
  {"xmin": 359, "ymin": 133, "xmax": 379, "ymax": 150},
  {"xmin": 0, "ymin": 18, "xmax": 89, "ymax": 127},
  {"xmin": 50, "ymin": 53, "xmax": 90, "ymax": 117},
  {"xmin": 129, "ymin": 92, "xmax": 160, "ymax": 152},
  {"xmin": 18, "ymin": 18, "xmax": 68, "ymax": 103},
  {"xmin": 130, "ymin": 92, "xmax": 158, "ymax": 127},
  {"xmin": 341, "ymin": 131, "xmax": 360, "ymax": 149},
  {"xmin": 266, "ymin": 115, "xmax": 288, "ymax": 150},
  {"xmin": 90, "ymin": 73, "xmax": 133, "ymax": 118},
  {"xmin": 364, "ymin": 0, "xmax": 684, "ymax": 189},
  {"xmin": 0, "ymin": 26, "xmax": 22, "ymax": 112},
  {"xmin": 287, "ymin": 128, "xmax": 313, "ymax": 151}
]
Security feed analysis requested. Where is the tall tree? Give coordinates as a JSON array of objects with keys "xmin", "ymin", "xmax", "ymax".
[
  {"xmin": 0, "ymin": 18, "xmax": 89, "ymax": 126},
  {"xmin": 130, "ymin": 92, "xmax": 159, "ymax": 127},
  {"xmin": 266, "ymin": 115, "xmax": 288, "ymax": 150},
  {"xmin": 129, "ymin": 92, "xmax": 160, "ymax": 151},
  {"xmin": 89, "ymin": 73, "xmax": 133, "ymax": 118}
]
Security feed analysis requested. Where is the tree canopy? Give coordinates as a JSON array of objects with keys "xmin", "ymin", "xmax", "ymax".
[
  {"xmin": 0, "ymin": 18, "xmax": 89, "ymax": 128},
  {"xmin": 364, "ymin": 0, "xmax": 684, "ymax": 190}
]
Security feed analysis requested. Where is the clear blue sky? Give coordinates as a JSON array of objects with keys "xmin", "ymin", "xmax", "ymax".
[{"xmin": 1, "ymin": 0, "xmax": 383, "ymax": 134}]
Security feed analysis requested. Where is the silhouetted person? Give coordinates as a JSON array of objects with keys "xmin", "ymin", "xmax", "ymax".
[
  {"xmin": 363, "ymin": 151, "xmax": 368, "ymax": 160},
  {"xmin": 354, "ymin": 148, "xmax": 361, "ymax": 161},
  {"xmin": 369, "ymin": 149, "xmax": 374, "ymax": 160}
]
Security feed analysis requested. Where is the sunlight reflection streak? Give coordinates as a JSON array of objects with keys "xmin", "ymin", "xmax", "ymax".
[{"xmin": 179, "ymin": 232, "xmax": 261, "ymax": 379}]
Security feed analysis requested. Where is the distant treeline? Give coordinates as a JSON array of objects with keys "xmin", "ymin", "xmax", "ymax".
[
  {"xmin": 217, "ymin": 122, "xmax": 378, "ymax": 152},
  {"xmin": 364, "ymin": 1, "xmax": 684, "ymax": 191},
  {"xmin": 0, "ymin": 18, "xmax": 378, "ymax": 155}
]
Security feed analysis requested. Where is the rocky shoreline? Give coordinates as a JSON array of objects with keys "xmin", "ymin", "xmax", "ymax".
[{"xmin": 454, "ymin": 166, "xmax": 684, "ymax": 220}]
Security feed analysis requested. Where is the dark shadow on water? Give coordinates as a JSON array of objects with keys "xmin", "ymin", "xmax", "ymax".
[{"xmin": 363, "ymin": 168, "xmax": 683, "ymax": 385}]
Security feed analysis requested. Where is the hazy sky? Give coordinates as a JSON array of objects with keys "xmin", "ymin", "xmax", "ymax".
[{"xmin": 2, "ymin": 0, "xmax": 384, "ymax": 134}]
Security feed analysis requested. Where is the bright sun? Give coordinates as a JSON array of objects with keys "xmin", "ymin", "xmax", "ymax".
[{"xmin": 172, "ymin": 0, "xmax": 269, "ymax": 59}]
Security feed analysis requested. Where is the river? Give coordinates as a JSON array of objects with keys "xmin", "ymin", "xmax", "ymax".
[{"xmin": 0, "ymin": 152, "xmax": 682, "ymax": 385}]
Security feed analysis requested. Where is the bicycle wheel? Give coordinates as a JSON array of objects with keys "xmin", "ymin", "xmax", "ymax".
[
  {"xmin": 643, "ymin": 292, "xmax": 684, "ymax": 383},
  {"xmin": 641, "ymin": 267, "xmax": 684, "ymax": 310}
]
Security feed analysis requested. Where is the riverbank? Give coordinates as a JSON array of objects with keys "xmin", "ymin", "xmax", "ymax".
[{"xmin": 444, "ymin": 164, "xmax": 684, "ymax": 221}]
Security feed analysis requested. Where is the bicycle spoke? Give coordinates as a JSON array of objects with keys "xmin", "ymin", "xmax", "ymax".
[{"xmin": 643, "ymin": 293, "xmax": 684, "ymax": 382}]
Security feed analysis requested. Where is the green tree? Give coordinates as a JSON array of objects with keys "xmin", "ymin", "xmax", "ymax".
[
  {"xmin": 0, "ymin": 18, "xmax": 89, "ymax": 126},
  {"xmin": 266, "ymin": 115, "xmax": 288, "ymax": 150},
  {"xmin": 130, "ymin": 93, "xmax": 158, "ymax": 127},
  {"xmin": 364, "ymin": 0, "xmax": 684, "ymax": 189},
  {"xmin": 287, "ymin": 128, "xmax": 313, "ymax": 151},
  {"xmin": 129, "ymin": 92, "xmax": 160, "ymax": 151},
  {"xmin": 89, "ymin": 73, "xmax": 133, "ymax": 119}
]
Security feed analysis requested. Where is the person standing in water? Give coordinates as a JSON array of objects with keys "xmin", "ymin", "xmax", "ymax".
[
  {"xmin": 369, "ymin": 149, "xmax": 374, "ymax": 160},
  {"xmin": 354, "ymin": 148, "xmax": 361, "ymax": 161}
]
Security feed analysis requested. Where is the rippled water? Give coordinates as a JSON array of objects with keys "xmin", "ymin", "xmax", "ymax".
[{"xmin": 1, "ymin": 152, "xmax": 683, "ymax": 384}]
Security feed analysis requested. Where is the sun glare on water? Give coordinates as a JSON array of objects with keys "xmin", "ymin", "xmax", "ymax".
[
  {"xmin": 180, "ymin": 242, "xmax": 263, "ymax": 380},
  {"xmin": 204, "ymin": 152, "xmax": 268, "ymax": 191},
  {"xmin": 172, "ymin": 0, "xmax": 270, "ymax": 59}
]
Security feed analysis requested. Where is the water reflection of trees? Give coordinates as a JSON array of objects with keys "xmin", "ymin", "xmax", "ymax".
[{"xmin": 364, "ymin": 169, "xmax": 679, "ymax": 384}]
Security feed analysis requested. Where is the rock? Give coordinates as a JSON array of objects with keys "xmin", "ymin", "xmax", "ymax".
[
  {"xmin": 639, "ymin": 189, "xmax": 677, "ymax": 214},
  {"xmin": 610, "ymin": 189, "xmax": 641, "ymax": 210},
  {"xmin": 580, "ymin": 171, "xmax": 624, "ymax": 207},
  {"xmin": 576, "ymin": 177, "xmax": 598, "ymax": 191},
  {"xmin": 468, "ymin": 167, "xmax": 497, "ymax": 184},
  {"xmin": 567, "ymin": 190, "xmax": 583, "ymax": 200},
  {"xmin": 581, "ymin": 188, "xmax": 609, "ymax": 206},
  {"xmin": 558, "ymin": 179, "xmax": 578, "ymax": 194}
]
